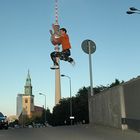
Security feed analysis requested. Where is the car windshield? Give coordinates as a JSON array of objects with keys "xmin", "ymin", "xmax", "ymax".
[{"xmin": 0, "ymin": 112, "xmax": 4, "ymax": 117}]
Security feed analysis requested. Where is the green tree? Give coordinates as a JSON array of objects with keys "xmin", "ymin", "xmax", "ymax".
[
  {"xmin": 109, "ymin": 79, "xmax": 120, "ymax": 88},
  {"xmin": 52, "ymin": 98, "xmax": 70, "ymax": 126},
  {"xmin": 52, "ymin": 87, "xmax": 89, "ymax": 126},
  {"xmin": 73, "ymin": 87, "xmax": 89, "ymax": 124},
  {"xmin": 94, "ymin": 85, "xmax": 107, "ymax": 94},
  {"xmin": 45, "ymin": 108, "xmax": 53, "ymax": 125}
]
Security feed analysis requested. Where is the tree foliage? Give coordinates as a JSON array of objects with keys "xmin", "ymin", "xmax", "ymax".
[
  {"xmin": 51, "ymin": 87, "xmax": 89, "ymax": 126},
  {"xmin": 109, "ymin": 79, "xmax": 121, "ymax": 88}
]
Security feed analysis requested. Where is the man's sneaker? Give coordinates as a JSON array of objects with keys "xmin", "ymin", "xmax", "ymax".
[
  {"xmin": 68, "ymin": 57, "xmax": 75, "ymax": 66},
  {"xmin": 50, "ymin": 65, "xmax": 59, "ymax": 70}
]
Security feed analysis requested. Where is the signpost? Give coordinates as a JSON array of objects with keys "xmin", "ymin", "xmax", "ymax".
[{"xmin": 81, "ymin": 39, "xmax": 96, "ymax": 96}]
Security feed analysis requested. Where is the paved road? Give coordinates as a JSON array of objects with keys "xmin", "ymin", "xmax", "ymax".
[{"xmin": 0, "ymin": 125, "xmax": 140, "ymax": 140}]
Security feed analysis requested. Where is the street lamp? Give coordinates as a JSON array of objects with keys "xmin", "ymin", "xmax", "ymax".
[
  {"xmin": 61, "ymin": 74, "xmax": 73, "ymax": 125},
  {"xmin": 39, "ymin": 93, "xmax": 46, "ymax": 124},
  {"xmin": 126, "ymin": 7, "xmax": 140, "ymax": 14}
]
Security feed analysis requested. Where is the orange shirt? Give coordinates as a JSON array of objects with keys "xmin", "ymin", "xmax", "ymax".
[{"xmin": 57, "ymin": 34, "xmax": 71, "ymax": 51}]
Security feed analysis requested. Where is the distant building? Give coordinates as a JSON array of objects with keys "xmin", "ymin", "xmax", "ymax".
[
  {"xmin": 34, "ymin": 106, "xmax": 44, "ymax": 118},
  {"xmin": 16, "ymin": 71, "xmax": 43, "ymax": 124},
  {"xmin": 16, "ymin": 94, "xmax": 23, "ymax": 117},
  {"xmin": 22, "ymin": 70, "xmax": 34, "ymax": 118},
  {"xmin": 16, "ymin": 70, "xmax": 34, "ymax": 118}
]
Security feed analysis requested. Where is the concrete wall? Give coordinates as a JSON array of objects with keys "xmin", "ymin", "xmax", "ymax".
[
  {"xmin": 123, "ymin": 78, "xmax": 140, "ymax": 119},
  {"xmin": 123, "ymin": 77, "xmax": 140, "ymax": 130},
  {"xmin": 89, "ymin": 86, "xmax": 123, "ymax": 128},
  {"xmin": 89, "ymin": 76, "xmax": 140, "ymax": 130}
]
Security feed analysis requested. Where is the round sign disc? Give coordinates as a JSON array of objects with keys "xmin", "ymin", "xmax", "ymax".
[{"xmin": 81, "ymin": 39, "xmax": 96, "ymax": 54}]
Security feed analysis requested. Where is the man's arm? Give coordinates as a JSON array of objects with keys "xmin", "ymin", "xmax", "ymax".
[
  {"xmin": 52, "ymin": 35, "xmax": 61, "ymax": 43},
  {"xmin": 49, "ymin": 30, "xmax": 53, "ymax": 35}
]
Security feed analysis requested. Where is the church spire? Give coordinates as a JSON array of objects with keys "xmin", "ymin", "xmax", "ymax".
[
  {"xmin": 24, "ymin": 70, "xmax": 32, "ymax": 95},
  {"xmin": 25, "ymin": 70, "xmax": 31, "ymax": 86}
]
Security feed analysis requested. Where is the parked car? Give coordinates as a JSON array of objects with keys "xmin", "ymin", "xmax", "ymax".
[{"xmin": 0, "ymin": 112, "xmax": 8, "ymax": 129}]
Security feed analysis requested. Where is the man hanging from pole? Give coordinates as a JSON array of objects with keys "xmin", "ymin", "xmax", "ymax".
[{"xmin": 50, "ymin": 24, "xmax": 75, "ymax": 69}]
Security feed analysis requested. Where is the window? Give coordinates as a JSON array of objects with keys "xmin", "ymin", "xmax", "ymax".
[
  {"xmin": 25, "ymin": 99, "xmax": 28, "ymax": 103},
  {"xmin": 31, "ymin": 99, "xmax": 33, "ymax": 103}
]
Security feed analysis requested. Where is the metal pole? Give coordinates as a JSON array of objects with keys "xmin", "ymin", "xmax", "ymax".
[
  {"xmin": 88, "ymin": 41, "xmax": 94, "ymax": 96},
  {"xmin": 22, "ymin": 112, "xmax": 23, "ymax": 127},
  {"xmin": 61, "ymin": 75, "xmax": 73, "ymax": 125},
  {"xmin": 39, "ymin": 93, "xmax": 46, "ymax": 124},
  {"xmin": 44, "ymin": 95, "xmax": 46, "ymax": 124},
  {"xmin": 69, "ymin": 77, "xmax": 72, "ymax": 125}
]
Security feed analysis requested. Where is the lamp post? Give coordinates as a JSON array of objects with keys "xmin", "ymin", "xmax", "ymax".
[
  {"xmin": 61, "ymin": 74, "xmax": 73, "ymax": 125},
  {"xmin": 39, "ymin": 93, "xmax": 46, "ymax": 124},
  {"xmin": 126, "ymin": 7, "xmax": 140, "ymax": 14}
]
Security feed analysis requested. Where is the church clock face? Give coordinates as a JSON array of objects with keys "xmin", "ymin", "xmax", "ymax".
[{"xmin": 25, "ymin": 87, "xmax": 31, "ymax": 95}]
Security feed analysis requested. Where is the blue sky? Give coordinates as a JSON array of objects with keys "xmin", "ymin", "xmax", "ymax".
[{"xmin": 0, "ymin": 0, "xmax": 140, "ymax": 116}]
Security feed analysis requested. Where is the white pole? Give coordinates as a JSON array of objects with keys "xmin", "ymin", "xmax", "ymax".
[{"xmin": 88, "ymin": 41, "xmax": 94, "ymax": 96}]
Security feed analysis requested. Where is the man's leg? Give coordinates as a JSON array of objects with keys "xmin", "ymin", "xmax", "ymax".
[
  {"xmin": 68, "ymin": 57, "xmax": 74, "ymax": 63},
  {"xmin": 50, "ymin": 51, "xmax": 59, "ymax": 69},
  {"xmin": 59, "ymin": 50, "xmax": 75, "ymax": 65},
  {"xmin": 60, "ymin": 49, "xmax": 70, "ymax": 61},
  {"xmin": 50, "ymin": 52, "xmax": 58, "ymax": 65},
  {"xmin": 64, "ymin": 50, "xmax": 75, "ymax": 65}
]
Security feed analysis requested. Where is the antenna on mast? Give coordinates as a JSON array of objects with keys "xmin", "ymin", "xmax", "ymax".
[{"xmin": 55, "ymin": 0, "xmax": 59, "ymax": 25}]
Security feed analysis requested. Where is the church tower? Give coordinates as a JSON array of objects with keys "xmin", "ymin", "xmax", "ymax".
[
  {"xmin": 22, "ymin": 70, "xmax": 34, "ymax": 118},
  {"xmin": 24, "ymin": 70, "xmax": 32, "ymax": 95}
]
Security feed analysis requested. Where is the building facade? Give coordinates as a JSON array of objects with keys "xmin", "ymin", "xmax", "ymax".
[
  {"xmin": 16, "ymin": 94, "xmax": 23, "ymax": 117},
  {"xmin": 16, "ymin": 71, "xmax": 34, "ymax": 118}
]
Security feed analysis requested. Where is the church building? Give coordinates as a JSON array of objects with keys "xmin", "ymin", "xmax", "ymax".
[
  {"xmin": 16, "ymin": 71, "xmax": 44, "ymax": 125},
  {"xmin": 16, "ymin": 71, "xmax": 34, "ymax": 118}
]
